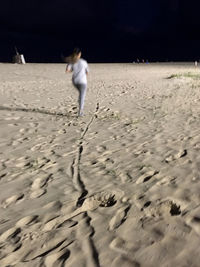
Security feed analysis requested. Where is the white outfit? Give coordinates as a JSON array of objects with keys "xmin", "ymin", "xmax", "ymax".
[
  {"xmin": 67, "ymin": 58, "xmax": 89, "ymax": 116},
  {"xmin": 67, "ymin": 58, "xmax": 89, "ymax": 85}
]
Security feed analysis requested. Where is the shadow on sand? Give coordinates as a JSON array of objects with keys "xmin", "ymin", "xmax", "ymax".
[{"xmin": 0, "ymin": 105, "xmax": 76, "ymax": 118}]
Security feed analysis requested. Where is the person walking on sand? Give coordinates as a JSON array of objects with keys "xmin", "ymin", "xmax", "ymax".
[{"xmin": 66, "ymin": 48, "xmax": 89, "ymax": 117}]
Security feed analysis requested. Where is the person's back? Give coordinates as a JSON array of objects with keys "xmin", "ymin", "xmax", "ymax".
[{"xmin": 71, "ymin": 58, "xmax": 89, "ymax": 85}]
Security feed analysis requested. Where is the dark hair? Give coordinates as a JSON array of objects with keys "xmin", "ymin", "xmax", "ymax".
[
  {"xmin": 65, "ymin": 47, "xmax": 81, "ymax": 64},
  {"xmin": 73, "ymin": 47, "xmax": 81, "ymax": 55}
]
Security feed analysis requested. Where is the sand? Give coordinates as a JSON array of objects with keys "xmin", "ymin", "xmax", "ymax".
[{"xmin": 0, "ymin": 62, "xmax": 200, "ymax": 266}]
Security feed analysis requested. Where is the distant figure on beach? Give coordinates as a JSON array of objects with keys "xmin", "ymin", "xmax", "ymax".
[
  {"xmin": 195, "ymin": 61, "xmax": 198, "ymax": 68},
  {"xmin": 65, "ymin": 48, "xmax": 89, "ymax": 117},
  {"xmin": 13, "ymin": 47, "xmax": 26, "ymax": 64}
]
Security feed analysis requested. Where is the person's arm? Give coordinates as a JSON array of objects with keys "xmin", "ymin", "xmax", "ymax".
[
  {"xmin": 86, "ymin": 64, "xmax": 89, "ymax": 75},
  {"xmin": 66, "ymin": 64, "xmax": 72, "ymax": 73}
]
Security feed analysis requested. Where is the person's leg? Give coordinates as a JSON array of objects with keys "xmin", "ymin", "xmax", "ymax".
[
  {"xmin": 73, "ymin": 83, "xmax": 81, "ymax": 114},
  {"xmin": 76, "ymin": 84, "xmax": 87, "ymax": 116},
  {"xmin": 79, "ymin": 84, "xmax": 87, "ymax": 115}
]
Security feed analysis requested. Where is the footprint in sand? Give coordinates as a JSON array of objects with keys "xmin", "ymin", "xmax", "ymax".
[
  {"xmin": 0, "ymin": 172, "xmax": 7, "ymax": 180},
  {"xmin": 16, "ymin": 156, "xmax": 29, "ymax": 162},
  {"xmin": 0, "ymin": 240, "xmax": 22, "ymax": 259},
  {"xmin": 119, "ymin": 173, "xmax": 132, "ymax": 183},
  {"xmin": 16, "ymin": 215, "xmax": 38, "ymax": 227},
  {"xmin": 30, "ymin": 189, "xmax": 46, "ymax": 199},
  {"xmin": 156, "ymin": 176, "xmax": 176, "ymax": 186},
  {"xmin": 143, "ymin": 199, "xmax": 181, "ymax": 218},
  {"xmin": 2, "ymin": 193, "xmax": 24, "ymax": 208},
  {"xmin": 11, "ymin": 140, "xmax": 21, "ymax": 146},
  {"xmin": 22, "ymin": 230, "xmax": 74, "ymax": 261},
  {"xmin": 42, "ymin": 191, "xmax": 119, "ymax": 231},
  {"xmin": 7, "ymin": 123, "xmax": 18, "ymax": 127},
  {"xmin": 0, "ymin": 162, "xmax": 6, "ymax": 171},
  {"xmin": 21, "ymin": 230, "xmax": 40, "ymax": 243},
  {"xmin": 19, "ymin": 128, "xmax": 29, "ymax": 134},
  {"xmin": 96, "ymin": 145, "xmax": 107, "ymax": 153},
  {"xmin": 42, "ymin": 215, "xmax": 77, "ymax": 232},
  {"xmin": 31, "ymin": 174, "xmax": 51, "ymax": 190},
  {"xmin": 82, "ymin": 191, "xmax": 117, "ymax": 208},
  {"xmin": 15, "ymin": 160, "xmax": 32, "ymax": 169},
  {"xmin": 58, "ymin": 129, "xmax": 67, "ymax": 134},
  {"xmin": 110, "ymin": 237, "xmax": 127, "ymax": 254},
  {"xmin": 28, "ymin": 122, "xmax": 39, "ymax": 127},
  {"xmin": 42, "ymin": 161, "xmax": 58, "ymax": 171},
  {"xmin": 43, "ymin": 217, "xmax": 60, "ymax": 231},
  {"xmin": 68, "ymin": 106, "xmax": 78, "ymax": 116},
  {"xmin": 44, "ymin": 248, "xmax": 70, "ymax": 267},
  {"xmin": 30, "ymin": 157, "xmax": 50, "ymax": 169},
  {"xmin": 165, "ymin": 149, "xmax": 187, "ymax": 163},
  {"xmin": 175, "ymin": 149, "xmax": 187, "ymax": 159},
  {"xmin": 29, "ymin": 173, "xmax": 52, "ymax": 200},
  {"xmin": 31, "ymin": 142, "xmax": 48, "ymax": 152},
  {"xmin": 109, "ymin": 205, "xmax": 130, "ymax": 231},
  {"xmin": 136, "ymin": 170, "xmax": 159, "ymax": 184},
  {"xmin": 31, "ymin": 144, "xmax": 42, "ymax": 151},
  {"xmin": 98, "ymin": 156, "xmax": 115, "ymax": 165},
  {"xmin": 0, "ymin": 227, "xmax": 21, "ymax": 243}
]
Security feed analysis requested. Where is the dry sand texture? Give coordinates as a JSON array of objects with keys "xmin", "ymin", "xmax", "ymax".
[{"xmin": 0, "ymin": 63, "xmax": 200, "ymax": 266}]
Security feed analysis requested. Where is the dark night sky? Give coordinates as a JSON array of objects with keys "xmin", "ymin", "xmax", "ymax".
[{"xmin": 1, "ymin": 0, "xmax": 200, "ymax": 62}]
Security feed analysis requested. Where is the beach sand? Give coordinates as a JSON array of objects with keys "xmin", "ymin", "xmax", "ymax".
[{"xmin": 0, "ymin": 62, "xmax": 200, "ymax": 266}]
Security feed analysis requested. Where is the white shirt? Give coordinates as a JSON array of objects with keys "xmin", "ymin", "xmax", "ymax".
[{"xmin": 67, "ymin": 58, "xmax": 89, "ymax": 85}]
